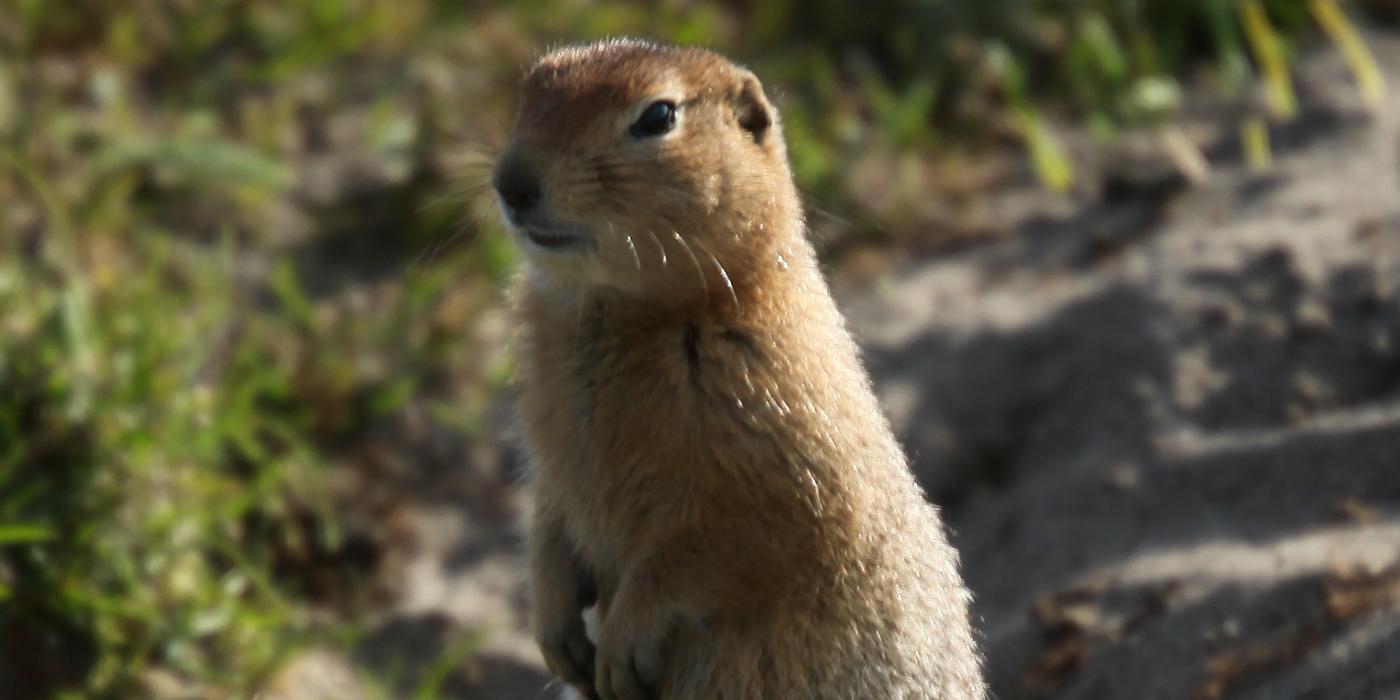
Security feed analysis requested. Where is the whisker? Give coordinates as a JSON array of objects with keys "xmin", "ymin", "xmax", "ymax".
[
  {"xmin": 426, "ymin": 226, "xmax": 469, "ymax": 267},
  {"xmin": 798, "ymin": 186, "xmax": 894, "ymax": 239},
  {"xmin": 622, "ymin": 230, "xmax": 642, "ymax": 276},
  {"xmin": 417, "ymin": 187, "xmax": 477, "ymax": 214},
  {"xmin": 406, "ymin": 240, "xmax": 438, "ymax": 275},
  {"xmin": 672, "ymin": 231, "xmax": 709, "ymax": 298},
  {"xmin": 643, "ymin": 228, "xmax": 668, "ymax": 269},
  {"xmin": 699, "ymin": 242, "xmax": 740, "ymax": 313}
]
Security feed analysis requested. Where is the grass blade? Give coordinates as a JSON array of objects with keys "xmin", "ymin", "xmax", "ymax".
[
  {"xmin": 987, "ymin": 43, "xmax": 1075, "ymax": 193},
  {"xmin": 1242, "ymin": 116, "xmax": 1273, "ymax": 171},
  {"xmin": 1014, "ymin": 106, "xmax": 1075, "ymax": 193},
  {"xmin": 1310, "ymin": 0, "xmax": 1387, "ymax": 108},
  {"xmin": 1240, "ymin": 0, "xmax": 1299, "ymax": 119},
  {"xmin": 0, "ymin": 523, "xmax": 56, "ymax": 545}
]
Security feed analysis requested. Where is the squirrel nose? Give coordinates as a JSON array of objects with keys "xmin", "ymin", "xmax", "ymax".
[{"xmin": 493, "ymin": 156, "xmax": 542, "ymax": 215}]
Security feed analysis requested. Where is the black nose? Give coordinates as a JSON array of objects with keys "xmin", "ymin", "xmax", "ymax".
[{"xmin": 492, "ymin": 157, "xmax": 542, "ymax": 214}]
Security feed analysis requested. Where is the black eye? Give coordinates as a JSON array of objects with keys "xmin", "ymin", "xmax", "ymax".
[{"xmin": 630, "ymin": 100, "xmax": 676, "ymax": 138}]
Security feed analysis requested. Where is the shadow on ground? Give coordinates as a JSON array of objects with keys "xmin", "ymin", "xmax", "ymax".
[
  {"xmin": 355, "ymin": 613, "xmax": 556, "ymax": 699},
  {"xmin": 857, "ymin": 40, "xmax": 1400, "ymax": 694}
]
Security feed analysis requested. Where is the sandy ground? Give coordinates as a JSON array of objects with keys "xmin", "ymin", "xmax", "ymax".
[
  {"xmin": 844, "ymin": 33, "xmax": 1400, "ymax": 699},
  {"xmin": 275, "ymin": 32, "xmax": 1400, "ymax": 700}
]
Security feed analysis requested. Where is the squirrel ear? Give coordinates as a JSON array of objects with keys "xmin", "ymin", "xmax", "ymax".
[{"xmin": 733, "ymin": 70, "xmax": 773, "ymax": 143}]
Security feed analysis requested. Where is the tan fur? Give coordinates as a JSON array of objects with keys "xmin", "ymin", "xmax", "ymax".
[{"xmin": 497, "ymin": 39, "xmax": 985, "ymax": 699}]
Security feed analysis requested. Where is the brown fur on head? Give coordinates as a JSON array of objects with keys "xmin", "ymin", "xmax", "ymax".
[{"xmin": 493, "ymin": 39, "xmax": 800, "ymax": 304}]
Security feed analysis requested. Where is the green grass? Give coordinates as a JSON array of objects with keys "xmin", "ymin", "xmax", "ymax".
[{"xmin": 0, "ymin": 0, "xmax": 1388, "ymax": 697}]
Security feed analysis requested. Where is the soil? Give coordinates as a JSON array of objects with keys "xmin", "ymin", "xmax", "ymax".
[{"xmin": 845, "ymin": 32, "xmax": 1400, "ymax": 700}]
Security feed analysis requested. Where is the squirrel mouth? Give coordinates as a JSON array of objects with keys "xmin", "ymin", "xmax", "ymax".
[{"xmin": 524, "ymin": 227, "xmax": 588, "ymax": 250}]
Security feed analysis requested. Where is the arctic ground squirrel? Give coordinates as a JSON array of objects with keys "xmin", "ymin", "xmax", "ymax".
[{"xmin": 493, "ymin": 39, "xmax": 985, "ymax": 699}]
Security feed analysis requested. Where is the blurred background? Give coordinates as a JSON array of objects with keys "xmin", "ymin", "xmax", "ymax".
[{"xmin": 3, "ymin": 1, "xmax": 1399, "ymax": 698}]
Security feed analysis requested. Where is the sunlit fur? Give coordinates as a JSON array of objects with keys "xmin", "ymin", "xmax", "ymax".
[{"xmin": 501, "ymin": 39, "xmax": 985, "ymax": 699}]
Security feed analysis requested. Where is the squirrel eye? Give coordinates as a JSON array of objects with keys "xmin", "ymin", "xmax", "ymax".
[{"xmin": 630, "ymin": 100, "xmax": 677, "ymax": 138}]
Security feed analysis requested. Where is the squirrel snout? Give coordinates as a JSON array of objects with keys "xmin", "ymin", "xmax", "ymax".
[{"xmin": 493, "ymin": 152, "xmax": 543, "ymax": 217}]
